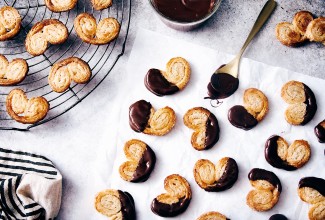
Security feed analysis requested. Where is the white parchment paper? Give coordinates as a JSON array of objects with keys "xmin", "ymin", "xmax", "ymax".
[{"xmin": 99, "ymin": 29, "xmax": 325, "ymax": 220}]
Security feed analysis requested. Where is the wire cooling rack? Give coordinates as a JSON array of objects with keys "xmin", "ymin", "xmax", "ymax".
[{"xmin": 0, "ymin": 0, "xmax": 131, "ymax": 131}]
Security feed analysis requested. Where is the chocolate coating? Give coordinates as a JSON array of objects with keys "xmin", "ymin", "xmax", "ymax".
[
  {"xmin": 248, "ymin": 168, "xmax": 282, "ymax": 192},
  {"xmin": 228, "ymin": 105, "xmax": 258, "ymax": 130},
  {"xmin": 118, "ymin": 190, "xmax": 136, "ymax": 220},
  {"xmin": 204, "ymin": 113, "xmax": 220, "ymax": 149},
  {"xmin": 144, "ymin": 68, "xmax": 179, "ymax": 96},
  {"xmin": 205, "ymin": 158, "xmax": 238, "ymax": 192},
  {"xmin": 301, "ymin": 84, "xmax": 317, "ymax": 125},
  {"xmin": 129, "ymin": 100, "xmax": 152, "ymax": 132},
  {"xmin": 264, "ymin": 135, "xmax": 297, "ymax": 171},
  {"xmin": 299, "ymin": 177, "xmax": 325, "ymax": 196},
  {"xmin": 131, "ymin": 145, "xmax": 156, "ymax": 182},
  {"xmin": 269, "ymin": 214, "xmax": 288, "ymax": 220},
  {"xmin": 151, "ymin": 197, "xmax": 190, "ymax": 217},
  {"xmin": 152, "ymin": 0, "xmax": 216, "ymax": 22},
  {"xmin": 208, "ymin": 72, "xmax": 239, "ymax": 99},
  {"xmin": 314, "ymin": 120, "xmax": 325, "ymax": 143}
]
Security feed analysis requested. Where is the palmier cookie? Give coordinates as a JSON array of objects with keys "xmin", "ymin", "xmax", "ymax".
[
  {"xmin": 269, "ymin": 214, "xmax": 288, "ymax": 220},
  {"xmin": 298, "ymin": 177, "xmax": 325, "ymax": 220},
  {"xmin": 193, "ymin": 157, "xmax": 238, "ymax": 192},
  {"xmin": 48, "ymin": 57, "xmax": 91, "ymax": 93},
  {"xmin": 0, "ymin": 54, "xmax": 28, "ymax": 86},
  {"xmin": 0, "ymin": 6, "xmax": 21, "ymax": 41},
  {"xmin": 276, "ymin": 22, "xmax": 305, "ymax": 47},
  {"xmin": 265, "ymin": 135, "xmax": 311, "ymax": 171},
  {"xmin": 6, "ymin": 89, "xmax": 49, "ymax": 124},
  {"xmin": 246, "ymin": 168, "xmax": 282, "ymax": 211},
  {"xmin": 314, "ymin": 120, "xmax": 325, "ymax": 143},
  {"xmin": 129, "ymin": 100, "xmax": 176, "ymax": 136},
  {"xmin": 25, "ymin": 19, "xmax": 68, "ymax": 56},
  {"xmin": 44, "ymin": 0, "xmax": 77, "ymax": 12},
  {"xmin": 228, "ymin": 88, "xmax": 268, "ymax": 130},
  {"xmin": 91, "ymin": 0, "xmax": 112, "ymax": 10},
  {"xmin": 74, "ymin": 13, "xmax": 120, "ymax": 45},
  {"xmin": 281, "ymin": 80, "xmax": 317, "ymax": 125},
  {"xmin": 119, "ymin": 139, "xmax": 156, "ymax": 183},
  {"xmin": 183, "ymin": 107, "xmax": 219, "ymax": 151},
  {"xmin": 197, "ymin": 211, "xmax": 229, "ymax": 220},
  {"xmin": 292, "ymin": 11, "xmax": 314, "ymax": 37},
  {"xmin": 151, "ymin": 174, "xmax": 191, "ymax": 217},
  {"xmin": 305, "ymin": 17, "xmax": 325, "ymax": 45},
  {"xmin": 95, "ymin": 189, "xmax": 135, "ymax": 220},
  {"xmin": 144, "ymin": 57, "xmax": 191, "ymax": 96}
]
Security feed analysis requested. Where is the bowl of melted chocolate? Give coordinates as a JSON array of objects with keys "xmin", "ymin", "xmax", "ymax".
[{"xmin": 149, "ymin": 0, "xmax": 222, "ymax": 31}]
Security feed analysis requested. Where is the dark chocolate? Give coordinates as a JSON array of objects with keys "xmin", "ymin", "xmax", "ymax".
[
  {"xmin": 228, "ymin": 105, "xmax": 258, "ymax": 130},
  {"xmin": 264, "ymin": 135, "xmax": 297, "ymax": 171},
  {"xmin": 144, "ymin": 68, "xmax": 179, "ymax": 96},
  {"xmin": 269, "ymin": 214, "xmax": 288, "ymax": 220},
  {"xmin": 208, "ymin": 72, "xmax": 239, "ymax": 99},
  {"xmin": 131, "ymin": 145, "xmax": 156, "ymax": 183},
  {"xmin": 248, "ymin": 168, "xmax": 282, "ymax": 192},
  {"xmin": 298, "ymin": 177, "xmax": 325, "ymax": 196},
  {"xmin": 129, "ymin": 100, "xmax": 152, "ymax": 132},
  {"xmin": 301, "ymin": 84, "xmax": 317, "ymax": 125},
  {"xmin": 152, "ymin": 0, "xmax": 216, "ymax": 22},
  {"xmin": 204, "ymin": 113, "xmax": 220, "ymax": 149},
  {"xmin": 118, "ymin": 190, "xmax": 136, "ymax": 220},
  {"xmin": 151, "ymin": 197, "xmax": 191, "ymax": 217},
  {"xmin": 205, "ymin": 158, "xmax": 238, "ymax": 192},
  {"xmin": 314, "ymin": 120, "xmax": 325, "ymax": 143}
]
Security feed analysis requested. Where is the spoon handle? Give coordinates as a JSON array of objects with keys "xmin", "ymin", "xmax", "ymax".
[{"xmin": 238, "ymin": 0, "xmax": 277, "ymax": 57}]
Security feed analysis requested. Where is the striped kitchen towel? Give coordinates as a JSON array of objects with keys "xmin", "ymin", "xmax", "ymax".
[{"xmin": 0, "ymin": 148, "xmax": 62, "ymax": 220}]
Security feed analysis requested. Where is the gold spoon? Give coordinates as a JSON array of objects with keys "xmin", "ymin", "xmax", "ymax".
[{"xmin": 208, "ymin": 0, "xmax": 277, "ymax": 100}]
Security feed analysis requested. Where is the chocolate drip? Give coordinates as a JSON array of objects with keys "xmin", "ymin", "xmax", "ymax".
[
  {"xmin": 131, "ymin": 145, "xmax": 156, "ymax": 182},
  {"xmin": 205, "ymin": 158, "xmax": 238, "ymax": 192},
  {"xmin": 269, "ymin": 214, "xmax": 288, "ymax": 220},
  {"xmin": 264, "ymin": 135, "xmax": 297, "ymax": 171},
  {"xmin": 204, "ymin": 113, "xmax": 220, "ymax": 149},
  {"xmin": 301, "ymin": 84, "xmax": 317, "ymax": 125},
  {"xmin": 208, "ymin": 72, "xmax": 239, "ymax": 99},
  {"xmin": 299, "ymin": 177, "xmax": 325, "ymax": 196},
  {"xmin": 314, "ymin": 120, "xmax": 325, "ymax": 143},
  {"xmin": 144, "ymin": 69, "xmax": 179, "ymax": 96},
  {"xmin": 151, "ymin": 197, "xmax": 191, "ymax": 217},
  {"xmin": 129, "ymin": 100, "xmax": 152, "ymax": 132},
  {"xmin": 248, "ymin": 168, "xmax": 282, "ymax": 192},
  {"xmin": 118, "ymin": 190, "xmax": 136, "ymax": 220},
  {"xmin": 228, "ymin": 105, "xmax": 258, "ymax": 130},
  {"xmin": 152, "ymin": 0, "xmax": 216, "ymax": 22}
]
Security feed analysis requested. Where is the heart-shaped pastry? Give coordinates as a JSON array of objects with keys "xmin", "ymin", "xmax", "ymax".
[
  {"xmin": 183, "ymin": 107, "xmax": 219, "ymax": 151},
  {"xmin": 91, "ymin": 0, "xmax": 112, "ymax": 10},
  {"xmin": 193, "ymin": 157, "xmax": 238, "ymax": 192},
  {"xmin": 305, "ymin": 17, "xmax": 325, "ymax": 45},
  {"xmin": 129, "ymin": 100, "xmax": 176, "ymax": 136},
  {"xmin": 197, "ymin": 211, "xmax": 229, "ymax": 220},
  {"xmin": 265, "ymin": 135, "xmax": 311, "ymax": 171},
  {"xmin": 119, "ymin": 139, "xmax": 156, "ymax": 183},
  {"xmin": 95, "ymin": 189, "xmax": 136, "ymax": 220},
  {"xmin": 275, "ymin": 22, "xmax": 305, "ymax": 47},
  {"xmin": 0, "ymin": 6, "xmax": 21, "ymax": 41},
  {"xmin": 246, "ymin": 168, "xmax": 282, "ymax": 212},
  {"xmin": 6, "ymin": 89, "xmax": 49, "ymax": 124},
  {"xmin": 298, "ymin": 177, "xmax": 325, "ymax": 220},
  {"xmin": 151, "ymin": 174, "xmax": 191, "ymax": 217},
  {"xmin": 292, "ymin": 11, "xmax": 314, "ymax": 37},
  {"xmin": 25, "ymin": 19, "xmax": 68, "ymax": 56},
  {"xmin": 144, "ymin": 57, "xmax": 191, "ymax": 96},
  {"xmin": 281, "ymin": 80, "xmax": 317, "ymax": 125},
  {"xmin": 44, "ymin": 0, "xmax": 77, "ymax": 12},
  {"xmin": 315, "ymin": 120, "xmax": 325, "ymax": 143},
  {"xmin": 48, "ymin": 57, "xmax": 91, "ymax": 93},
  {"xmin": 228, "ymin": 88, "xmax": 268, "ymax": 130},
  {"xmin": 0, "ymin": 54, "xmax": 28, "ymax": 86},
  {"xmin": 74, "ymin": 13, "xmax": 120, "ymax": 45}
]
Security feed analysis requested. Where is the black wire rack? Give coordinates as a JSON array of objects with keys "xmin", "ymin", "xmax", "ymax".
[{"xmin": 0, "ymin": 0, "xmax": 131, "ymax": 131}]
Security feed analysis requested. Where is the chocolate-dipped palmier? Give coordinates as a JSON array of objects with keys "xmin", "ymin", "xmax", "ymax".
[
  {"xmin": 246, "ymin": 168, "xmax": 282, "ymax": 211},
  {"xmin": 314, "ymin": 120, "xmax": 325, "ymax": 143},
  {"xmin": 269, "ymin": 214, "xmax": 288, "ymax": 220},
  {"xmin": 183, "ymin": 107, "xmax": 220, "ymax": 151},
  {"xmin": 193, "ymin": 157, "xmax": 238, "ymax": 192},
  {"xmin": 151, "ymin": 174, "xmax": 191, "ymax": 217},
  {"xmin": 197, "ymin": 211, "xmax": 229, "ymax": 220},
  {"xmin": 119, "ymin": 139, "xmax": 156, "ymax": 182}
]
